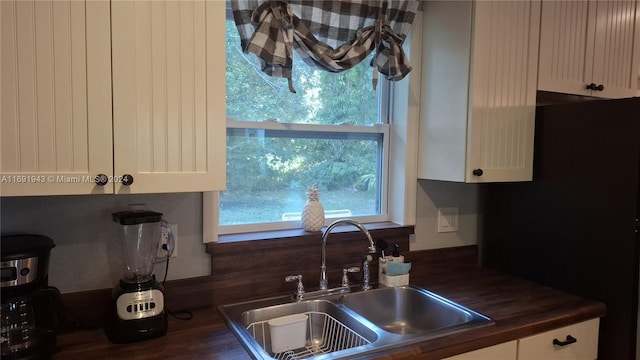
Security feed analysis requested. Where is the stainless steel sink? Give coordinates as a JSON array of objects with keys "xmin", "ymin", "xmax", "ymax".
[
  {"xmin": 338, "ymin": 286, "xmax": 490, "ymax": 335},
  {"xmin": 242, "ymin": 300, "xmax": 378, "ymax": 358},
  {"xmin": 218, "ymin": 285, "xmax": 493, "ymax": 359}
]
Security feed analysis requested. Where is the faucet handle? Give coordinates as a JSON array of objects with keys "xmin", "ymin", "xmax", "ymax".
[
  {"xmin": 341, "ymin": 267, "xmax": 360, "ymax": 287},
  {"xmin": 285, "ymin": 274, "xmax": 305, "ymax": 300}
]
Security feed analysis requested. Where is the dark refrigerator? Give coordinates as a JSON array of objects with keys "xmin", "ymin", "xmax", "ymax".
[{"xmin": 482, "ymin": 97, "xmax": 640, "ymax": 360}]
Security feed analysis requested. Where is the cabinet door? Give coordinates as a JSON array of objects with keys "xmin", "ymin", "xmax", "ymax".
[
  {"xmin": 591, "ymin": 0, "xmax": 640, "ymax": 98},
  {"xmin": 0, "ymin": 0, "xmax": 113, "ymax": 196},
  {"xmin": 443, "ymin": 340, "xmax": 517, "ymax": 360},
  {"xmin": 518, "ymin": 318, "xmax": 599, "ymax": 360},
  {"xmin": 538, "ymin": 0, "xmax": 640, "ymax": 98},
  {"xmin": 538, "ymin": 1, "xmax": 595, "ymax": 96},
  {"xmin": 418, "ymin": 1, "xmax": 539, "ymax": 183},
  {"xmin": 467, "ymin": 0, "xmax": 539, "ymax": 182},
  {"xmin": 111, "ymin": 0, "xmax": 226, "ymax": 194}
]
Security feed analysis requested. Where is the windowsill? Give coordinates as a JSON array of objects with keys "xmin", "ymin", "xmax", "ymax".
[{"xmin": 206, "ymin": 222, "xmax": 414, "ymax": 254}]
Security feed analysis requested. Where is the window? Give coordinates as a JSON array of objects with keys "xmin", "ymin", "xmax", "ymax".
[{"xmin": 221, "ymin": 19, "xmax": 391, "ymax": 233}]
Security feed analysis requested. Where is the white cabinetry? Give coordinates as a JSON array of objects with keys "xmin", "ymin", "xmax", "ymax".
[
  {"xmin": 443, "ymin": 340, "xmax": 517, "ymax": 360},
  {"xmin": 538, "ymin": 0, "xmax": 640, "ymax": 98},
  {"xmin": 418, "ymin": 1, "xmax": 539, "ymax": 183},
  {"xmin": 519, "ymin": 318, "xmax": 599, "ymax": 360},
  {"xmin": 445, "ymin": 319, "xmax": 599, "ymax": 360},
  {"xmin": 111, "ymin": 0, "xmax": 225, "ymax": 194},
  {"xmin": 0, "ymin": 0, "xmax": 226, "ymax": 196},
  {"xmin": 1, "ymin": 0, "xmax": 112, "ymax": 196}
]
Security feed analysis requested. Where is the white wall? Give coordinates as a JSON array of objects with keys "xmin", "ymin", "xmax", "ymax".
[
  {"xmin": 411, "ymin": 179, "xmax": 482, "ymax": 251},
  {"xmin": 0, "ymin": 183, "xmax": 482, "ymax": 293},
  {"xmin": 0, "ymin": 193, "xmax": 209, "ymax": 294}
]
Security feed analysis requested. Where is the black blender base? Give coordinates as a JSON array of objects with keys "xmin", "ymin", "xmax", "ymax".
[{"xmin": 105, "ymin": 313, "xmax": 168, "ymax": 343}]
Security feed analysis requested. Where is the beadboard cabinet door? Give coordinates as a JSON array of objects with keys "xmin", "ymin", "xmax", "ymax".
[
  {"xmin": 1, "ymin": 0, "xmax": 226, "ymax": 196},
  {"xmin": 419, "ymin": 1, "xmax": 539, "ymax": 183},
  {"xmin": 538, "ymin": 0, "xmax": 640, "ymax": 98},
  {"xmin": 0, "ymin": 0, "xmax": 113, "ymax": 196},
  {"xmin": 111, "ymin": 0, "xmax": 226, "ymax": 194}
]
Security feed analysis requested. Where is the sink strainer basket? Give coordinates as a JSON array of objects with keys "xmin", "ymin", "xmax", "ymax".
[{"xmin": 246, "ymin": 310, "xmax": 371, "ymax": 360}]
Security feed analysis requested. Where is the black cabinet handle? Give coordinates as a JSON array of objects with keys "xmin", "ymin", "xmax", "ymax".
[
  {"xmin": 95, "ymin": 174, "xmax": 108, "ymax": 186},
  {"xmin": 472, "ymin": 169, "xmax": 484, "ymax": 176},
  {"xmin": 586, "ymin": 83, "xmax": 605, "ymax": 91},
  {"xmin": 121, "ymin": 174, "xmax": 134, "ymax": 186},
  {"xmin": 553, "ymin": 335, "xmax": 577, "ymax": 347}
]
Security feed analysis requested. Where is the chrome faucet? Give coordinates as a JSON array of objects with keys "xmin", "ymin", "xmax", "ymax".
[{"xmin": 320, "ymin": 219, "xmax": 377, "ymax": 290}]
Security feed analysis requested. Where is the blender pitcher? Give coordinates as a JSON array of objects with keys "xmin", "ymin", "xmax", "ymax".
[{"xmin": 112, "ymin": 210, "xmax": 174, "ymax": 284}]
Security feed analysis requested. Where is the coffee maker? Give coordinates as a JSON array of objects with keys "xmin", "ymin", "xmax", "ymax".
[
  {"xmin": 1, "ymin": 234, "xmax": 67, "ymax": 360},
  {"xmin": 105, "ymin": 210, "xmax": 174, "ymax": 343}
]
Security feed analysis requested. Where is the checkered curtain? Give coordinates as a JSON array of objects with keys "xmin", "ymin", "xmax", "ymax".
[{"xmin": 231, "ymin": 0, "xmax": 419, "ymax": 92}]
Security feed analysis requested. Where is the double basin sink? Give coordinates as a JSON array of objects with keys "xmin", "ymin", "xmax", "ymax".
[{"xmin": 218, "ymin": 285, "xmax": 493, "ymax": 359}]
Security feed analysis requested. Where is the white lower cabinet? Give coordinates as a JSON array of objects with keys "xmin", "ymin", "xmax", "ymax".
[
  {"xmin": 443, "ymin": 340, "xmax": 517, "ymax": 360},
  {"xmin": 444, "ymin": 319, "xmax": 599, "ymax": 360},
  {"xmin": 518, "ymin": 318, "xmax": 599, "ymax": 360}
]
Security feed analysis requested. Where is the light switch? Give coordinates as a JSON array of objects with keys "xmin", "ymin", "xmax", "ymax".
[{"xmin": 437, "ymin": 207, "xmax": 459, "ymax": 233}]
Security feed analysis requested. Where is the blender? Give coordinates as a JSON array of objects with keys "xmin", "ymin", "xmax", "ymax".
[{"xmin": 105, "ymin": 210, "xmax": 174, "ymax": 343}]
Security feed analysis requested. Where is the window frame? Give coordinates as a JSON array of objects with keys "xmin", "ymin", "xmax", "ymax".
[
  {"xmin": 219, "ymin": 119, "xmax": 391, "ymax": 235},
  {"xmin": 204, "ymin": 7, "xmax": 422, "ymax": 241}
]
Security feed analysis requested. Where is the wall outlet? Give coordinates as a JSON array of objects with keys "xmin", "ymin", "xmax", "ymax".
[
  {"xmin": 437, "ymin": 207, "xmax": 459, "ymax": 233},
  {"xmin": 160, "ymin": 224, "xmax": 178, "ymax": 258}
]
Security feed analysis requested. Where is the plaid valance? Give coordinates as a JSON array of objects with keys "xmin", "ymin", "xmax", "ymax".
[{"xmin": 231, "ymin": 0, "xmax": 419, "ymax": 92}]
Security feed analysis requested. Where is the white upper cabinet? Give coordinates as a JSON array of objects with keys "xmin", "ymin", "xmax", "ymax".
[
  {"xmin": 538, "ymin": 0, "xmax": 640, "ymax": 98},
  {"xmin": 111, "ymin": 0, "xmax": 226, "ymax": 194},
  {"xmin": 1, "ymin": 0, "xmax": 113, "ymax": 196},
  {"xmin": 0, "ymin": 0, "xmax": 226, "ymax": 196},
  {"xmin": 418, "ymin": 1, "xmax": 540, "ymax": 183}
]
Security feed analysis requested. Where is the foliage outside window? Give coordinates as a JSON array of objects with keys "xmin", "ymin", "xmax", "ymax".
[{"xmin": 221, "ymin": 20, "xmax": 390, "ymax": 231}]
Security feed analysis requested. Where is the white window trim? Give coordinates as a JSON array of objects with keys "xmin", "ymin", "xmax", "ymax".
[
  {"xmin": 219, "ymin": 119, "xmax": 390, "ymax": 235},
  {"xmin": 387, "ymin": 9, "xmax": 422, "ymax": 229},
  {"xmin": 203, "ymin": 10, "xmax": 423, "ymax": 242}
]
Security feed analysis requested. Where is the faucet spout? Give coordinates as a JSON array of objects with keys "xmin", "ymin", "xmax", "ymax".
[{"xmin": 320, "ymin": 219, "xmax": 377, "ymax": 290}]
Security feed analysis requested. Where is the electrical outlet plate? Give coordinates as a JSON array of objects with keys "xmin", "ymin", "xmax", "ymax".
[
  {"xmin": 437, "ymin": 207, "xmax": 458, "ymax": 233},
  {"xmin": 160, "ymin": 224, "xmax": 177, "ymax": 258}
]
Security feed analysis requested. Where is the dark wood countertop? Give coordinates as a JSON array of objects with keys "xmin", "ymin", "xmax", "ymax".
[{"xmin": 53, "ymin": 260, "xmax": 605, "ymax": 360}]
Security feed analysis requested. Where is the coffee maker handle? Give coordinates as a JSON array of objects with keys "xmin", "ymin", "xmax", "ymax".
[
  {"xmin": 34, "ymin": 286, "xmax": 69, "ymax": 333},
  {"xmin": 156, "ymin": 220, "xmax": 175, "ymax": 263}
]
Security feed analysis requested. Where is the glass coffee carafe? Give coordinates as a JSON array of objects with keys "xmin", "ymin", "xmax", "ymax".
[
  {"xmin": 1, "ymin": 234, "xmax": 66, "ymax": 359},
  {"xmin": 1, "ymin": 288, "xmax": 65, "ymax": 357}
]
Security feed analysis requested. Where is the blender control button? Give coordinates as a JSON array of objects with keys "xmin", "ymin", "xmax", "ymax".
[
  {"xmin": 150, "ymin": 302, "xmax": 156, "ymax": 309},
  {"xmin": 127, "ymin": 305, "xmax": 132, "ymax": 313},
  {"xmin": 19, "ymin": 268, "xmax": 30, "ymax": 276},
  {"xmin": 145, "ymin": 303, "xmax": 149, "ymax": 310}
]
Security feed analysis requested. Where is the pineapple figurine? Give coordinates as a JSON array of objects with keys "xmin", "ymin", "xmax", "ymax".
[{"xmin": 301, "ymin": 184, "xmax": 325, "ymax": 232}]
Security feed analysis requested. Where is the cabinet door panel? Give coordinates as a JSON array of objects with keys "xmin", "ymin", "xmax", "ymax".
[
  {"xmin": 592, "ymin": 0, "xmax": 639, "ymax": 98},
  {"xmin": 518, "ymin": 319, "xmax": 599, "ymax": 360},
  {"xmin": 0, "ymin": 0, "xmax": 113, "ymax": 196},
  {"xmin": 111, "ymin": 0, "xmax": 226, "ymax": 194},
  {"xmin": 443, "ymin": 340, "xmax": 517, "ymax": 360},
  {"xmin": 538, "ymin": 1, "xmax": 595, "ymax": 96},
  {"xmin": 467, "ymin": 0, "xmax": 539, "ymax": 182},
  {"xmin": 539, "ymin": 0, "xmax": 639, "ymax": 98}
]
